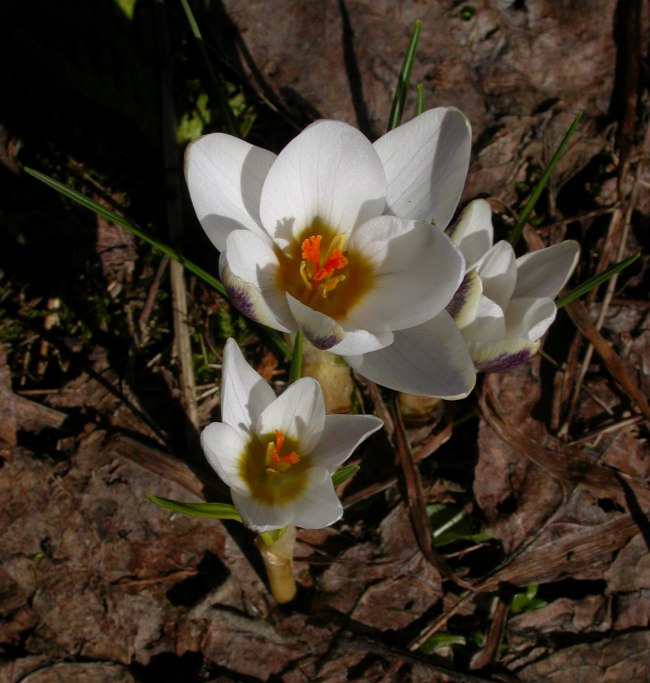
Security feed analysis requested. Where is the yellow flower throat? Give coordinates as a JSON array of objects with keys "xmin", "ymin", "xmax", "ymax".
[
  {"xmin": 275, "ymin": 221, "xmax": 373, "ymax": 321},
  {"xmin": 240, "ymin": 430, "xmax": 308, "ymax": 505}
]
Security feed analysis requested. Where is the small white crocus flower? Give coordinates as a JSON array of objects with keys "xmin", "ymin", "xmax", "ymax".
[
  {"xmin": 200, "ymin": 339, "xmax": 383, "ymax": 533},
  {"xmin": 185, "ymin": 108, "xmax": 476, "ymax": 398},
  {"xmin": 447, "ymin": 199, "xmax": 580, "ymax": 372}
]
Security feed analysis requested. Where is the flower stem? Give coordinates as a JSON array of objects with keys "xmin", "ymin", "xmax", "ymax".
[
  {"xmin": 288, "ymin": 330, "xmax": 303, "ymax": 384},
  {"xmin": 255, "ymin": 525, "xmax": 297, "ymax": 604}
]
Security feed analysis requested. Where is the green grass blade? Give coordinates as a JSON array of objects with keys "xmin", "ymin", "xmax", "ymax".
[
  {"xmin": 179, "ymin": 0, "xmax": 240, "ymax": 137},
  {"xmin": 415, "ymin": 83, "xmax": 424, "ymax": 116},
  {"xmin": 265, "ymin": 328, "xmax": 291, "ymax": 360},
  {"xmin": 147, "ymin": 493, "xmax": 242, "ymax": 521},
  {"xmin": 25, "ymin": 167, "xmax": 295, "ymax": 362},
  {"xmin": 332, "ymin": 464, "xmax": 359, "ymax": 488},
  {"xmin": 387, "ymin": 19, "xmax": 422, "ymax": 131},
  {"xmin": 508, "ymin": 111, "xmax": 583, "ymax": 246},
  {"xmin": 288, "ymin": 329, "xmax": 303, "ymax": 383},
  {"xmin": 25, "ymin": 167, "xmax": 228, "ymax": 297},
  {"xmin": 556, "ymin": 252, "xmax": 641, "ymax": 309}
]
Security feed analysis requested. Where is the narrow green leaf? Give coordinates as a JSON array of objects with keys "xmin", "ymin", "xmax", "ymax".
[
  {"xmin": 179, "ymin": 0, "xmax": 240, "ymax": 137},
  {"xmin": 332, "ymin": 464, "xmax": 360, "ymax": 488},
  {"xmin": 265, "ymin": 328, "xmax": 292, "ymax": 360},
  {"xmin": 24, "ymin": 167, "xmax": 228, "ymax": 297},
  {"xmin": 25, "ymin": 167, "xmax": 294, "ymax": 362},
  {"xmin": 508, "ymin": 111, "xmax": 583, "ymax": 246},
  {"xmin": 556, "ymin": 252, "xmax": 640, "ymax": 309},
  {"xmin": 288, "ymin": 329, "xmax": 303, "ymax": 383},
  {"xmin": 510, "ymin": 584, "xmax": 547, "ymax": 615},
  {"xmin": 419, "ymin": 633, "xmax": 466, "ymax": 654},
  {"xmin": 427, "ymin": 503, "xmax": 491, "ymax": 547},
  {"xmin": 387, "ymin": 19, "xmax": 422, "ymax": 131},
  {"xmin": 415, "ymin": 83, "xmax": 424, "ymax": 116},
  {"xmin": 147, "ymin": 493, "xmax": 242, "ymax": 521}
]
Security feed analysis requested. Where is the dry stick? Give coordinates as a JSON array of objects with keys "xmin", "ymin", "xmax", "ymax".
[
  {"xmin": 414, "ymin": 516, "xmax": 642, "ymax": 651},
  {"xmin": 364, "ymin": 381, "xmax": 470, "ymax": 588},
  {"xmin": 564, "ymin": 299, "xmax": 650, "ymax": 422},
  {"xmin": 340, "ymin": 631, "xmax": 501, "ymax": 683},
  {"xmin": 569, "ymin": 414, "xmax": 644, "ymax": 446},
  {"xmin": 559, "ymin": 0, "xmax": 645, "ymax": 432},
  {"xmin": 469, "ymin": 596, "xmax": 509, "ymax": 671},
  {"xmin": 481, "ymin": 383, "xmax": 635, "ymax": 496},
  {"xmin": 561, "ymin": 142, "xmax": 647, "ymax": 432},
  {"xmin": 409, "ymin": 589, "xmax": 474, "ymax": 650},
  {"xmin": 342, "ymin": 420, "xmax": 452, "ymax": 508},
  {"xmin": 137, "ymin": 254, "xmax": 170, "ymax": 343},
  {"xmin": 390, "ymin": 398, "xmax": 472, "ymax": 590},
  {"xmin": 170, "ymin": 261, "xmax": 199, "ymax": 428},
  {"xmin": 158, "ymin": 5, "xmax": 199, "ymax": 429}
]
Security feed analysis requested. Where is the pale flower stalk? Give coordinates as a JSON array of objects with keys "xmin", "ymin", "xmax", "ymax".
[
  {"xmin": 185, "ymin": 109, "xmax": 477, "ymax": 398},
  {"xmin": 448, "ymin": 199, "xmax": 580, "ymax": 372}
]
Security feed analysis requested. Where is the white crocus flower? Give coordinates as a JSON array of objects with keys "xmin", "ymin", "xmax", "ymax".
[
  {"xmin": 200, "ymin": 339, "xmax": 383, "ymax": 533},
  {"xmin": 448, "ymin": 199, "xmax": 580, "ymax": 372},
  {"xmin": 185, "ymin": 108, "xmax": 476, "ymax": 398}
]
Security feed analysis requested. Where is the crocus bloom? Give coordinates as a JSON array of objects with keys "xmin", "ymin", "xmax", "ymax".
[
  {"xmin": 201, "ymin": 338, "xmax": 383, "ymax": 532},
  {"xmin": 185, "ymin": 109, "xmax": 476, "ymax": 398},
  {"xmin": 448, "ymin": 199, "xmax": 580, "ymax": 372}
]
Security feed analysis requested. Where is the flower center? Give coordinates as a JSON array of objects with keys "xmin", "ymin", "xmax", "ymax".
[
  {"xmin": 299, "ymin": 234, "xmax": 348, "ymax": 298},
  {"xmin": 275, "ymin": 220, "xmax": 373, "ymax": 321},
  {"xmin": 265, "ymin": 430, "xmax": 300, "ymax": 476},
  {"xmin": 239, "ymin": 430, "xmax": 308, "ymax": 505}
]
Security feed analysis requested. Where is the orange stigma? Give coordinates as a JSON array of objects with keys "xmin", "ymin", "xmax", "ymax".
[
  {"xmin": 300, "ymin": 233, "xmax": 348, "ymax": 298},
  {"xmin": 265, "ymin": 430, "xmax": 299, "ymax": 475}
]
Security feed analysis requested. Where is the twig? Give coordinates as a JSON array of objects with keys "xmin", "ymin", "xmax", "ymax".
[
  {"xmin": 390, "ymin": 398, "xmax": 472, "ymax": 589},
  {"xmin": 157, "ymin": 4, "xmax": 199, "ymax": 430},
  {"xmin": 137, "ymin": 254, "xmax": 170, "ymax": 343},
  {"xmin": 561, "ymin": 164, "xmax": 645, "ymax": 430},
  {"xmin": 568, "ymin": 414, "xmax": 644, "ymax": 445},
  {"xmin": 564, "ymin": 299, "xmax": 650, "ymax": 422},
  {"xmin": 340, "ymin": 630, "xmax": 501, "ymax": 683}
]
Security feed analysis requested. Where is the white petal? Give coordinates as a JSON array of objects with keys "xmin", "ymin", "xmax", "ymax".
[
  {"xmin": 256, "ymin": 377, "xmax": 325, "ymax": 452},
  {"xmin": 224, "ymin": 230, "xmax": 295, "ymax": 330},
  {"xmin": 259, "ymin": 120, "xmax": 386, "ymax": 247},
  {"xmin": 290, "ymin": 467, "xmax": 344, "ymax": 529},
  {"xmin": 505, "ymin": 297, "xmax": 557, "ymax": 341},
  {"xmin": 185, "ymin": 133, "xmax": 275, "ymax": 251},
  {"xmin": 459, "ymin": 296, "xmax": 506, "ymax": 342},
  {"xmin": 449, "ymin": 198, "xmax": 494, "ymax": 267},
  {"xmin": 345, "ymin": 311, "xmax": 476, "ymax": 399},
  {"xmin": 374, "ymin": 107, "xmax": 471, "ymax": 229},
  {"xmin": 447, "ymin": 268, "xmax": 483, "ymax": 328},
  {"xmin": 231, "ymin": 489, "xmax": 293, "ymax": 533},
  {"xmin": 200, "ymin": 422, "xmax": 249, "ymax": 494},
  {"xmin": 347, "ymin": 216, "xmax": 465, "ymax": 330},
  {"xmin": 221, "ymin": 259, "xmax": 294, "ymax": 332},
  {"xmin": 475, "ymin": 241, "xmax": 517, "ymax": 310},
  {"xmin": 311, "ymin": 414, "xmax": 384, "ymax": 473},
  {"xmin": 220, "ymin": 338, "xmax": 276, "ymax": 434},
  {"xmin": 513, "ymin": 240, "xmax": 580, "ymax": 299},
  {"xmin": 225, "ymin": 228, "xmax": 277, "ymax": 284},
  {"xmin": 286, "ymin": 294, "xmax": 393, "ymax": 354},
  {"xmin": 468, "ymin": 338, "xmax": 541, "ymax": 373}
]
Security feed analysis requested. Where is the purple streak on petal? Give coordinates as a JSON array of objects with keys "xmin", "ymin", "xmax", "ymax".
[
  {"xmin": 226, "ymin": 285, "xmax": 257, "ymax": 322},
  {"xmin": 308, "ymin": 333, "xmax": 342, "ymax": 351},
  {"xmin": 446, "ymin": 273, "xmax": 471, "ymax": 320},
  {"xmin": 475, "ymin": 348, "xmax": 534, "ymax": 373}
]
